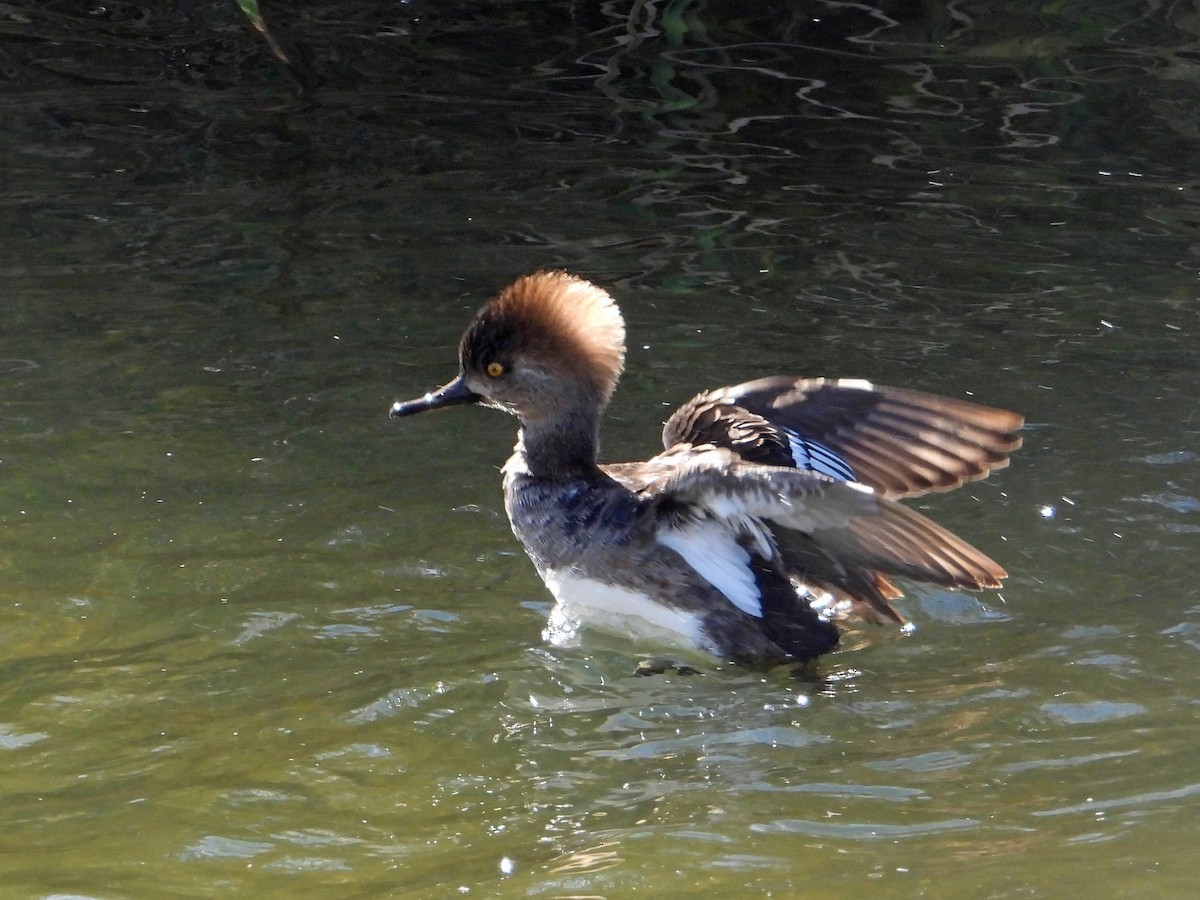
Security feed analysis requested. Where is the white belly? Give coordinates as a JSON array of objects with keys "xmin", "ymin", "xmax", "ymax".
[{"xmin": 540, "ymin": 569, "xmax": 706, "ymax": 652}]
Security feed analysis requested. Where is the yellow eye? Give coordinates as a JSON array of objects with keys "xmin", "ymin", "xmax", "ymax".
[{"xmin": 485, "ymin": 361, "xmax": 506, "ymax": 378}]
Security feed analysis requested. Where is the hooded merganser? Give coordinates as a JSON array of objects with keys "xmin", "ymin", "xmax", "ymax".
[{"xmin": 390, "ymin": 271, "xmax": 1022, "ymax": 666}]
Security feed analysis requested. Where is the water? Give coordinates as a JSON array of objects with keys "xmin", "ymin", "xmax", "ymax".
[{"xmin": 3, "ymin": 1, "xmax": 1199, "ymax": 895}]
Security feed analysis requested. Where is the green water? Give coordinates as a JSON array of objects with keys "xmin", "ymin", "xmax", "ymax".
[{"xmin": 3, "ymin": 1, "xmax": 1199, "ymax": 896}]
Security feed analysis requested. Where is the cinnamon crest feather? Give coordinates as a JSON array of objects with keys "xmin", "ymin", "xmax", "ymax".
[{"xmin": 461, "ymin": 271, "xmax": 626, "ymax": 408}]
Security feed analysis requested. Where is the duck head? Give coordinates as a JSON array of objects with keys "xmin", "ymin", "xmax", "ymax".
[{"xmin": 391, "ymin": 271, "xmax": 627, "ymax": 425}]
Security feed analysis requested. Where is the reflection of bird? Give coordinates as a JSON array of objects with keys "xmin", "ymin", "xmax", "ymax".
[{"xmin": 391, "ymin": 271, "xmax": 1022, "ymax": 666}]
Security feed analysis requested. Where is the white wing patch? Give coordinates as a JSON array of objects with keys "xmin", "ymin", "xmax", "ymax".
[
  {"xmin": 783, "ymin": 428, "xmax": 856, "ymax": 481},
  {"xmin": 657, "ymin": 519, "xmax": 763, "ymax": 618}
]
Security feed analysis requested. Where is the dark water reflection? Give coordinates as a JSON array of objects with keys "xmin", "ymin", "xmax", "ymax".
[{"xmin": 3, "ymin": 1, "xmax": 1200, "ymax": 895}]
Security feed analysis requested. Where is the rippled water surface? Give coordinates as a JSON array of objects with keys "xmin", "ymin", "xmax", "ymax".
[{"xmin": 3, "ymin": 1, "xmax": 1199, "ymax": 896}]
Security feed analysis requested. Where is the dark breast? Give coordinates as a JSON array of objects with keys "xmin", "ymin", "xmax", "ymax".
[{"xmin": 503, "ymin": 470, "xmax": 649, "ymax": 572}]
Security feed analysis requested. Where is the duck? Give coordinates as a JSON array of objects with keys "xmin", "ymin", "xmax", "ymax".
[{"xmin": 390, "ymin": 270, "xmax": 1022, "ymax": 667}]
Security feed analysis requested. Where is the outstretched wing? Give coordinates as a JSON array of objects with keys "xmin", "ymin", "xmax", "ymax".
[
  {"xmin": 651, "ymin": 448, "xmax": 1006, "ymax": 588},
  {"xmin": 620, "ymin": 447, "xmax": 1007, "ymax": 624},
  {"xmin": 663, "ymin": 376, "xmax": 1023, "ymax": 500}
]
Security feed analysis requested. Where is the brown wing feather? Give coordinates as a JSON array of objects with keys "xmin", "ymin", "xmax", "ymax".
[
  {"xmin": 662, "ymin": 400, "xmax": 799, "ymax": 469},
  {"xmin": 639, "ymin": 450, "xmax": 1007, "ymax": 622},
  {"xmin": 663, "ymin": 376, "xmax": 1023, "ymax": 499}
]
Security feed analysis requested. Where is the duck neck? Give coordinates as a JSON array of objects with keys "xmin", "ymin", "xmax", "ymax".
[{"xmin": 516, "ymin": 408, "xmax": 602, "ymax": 480}]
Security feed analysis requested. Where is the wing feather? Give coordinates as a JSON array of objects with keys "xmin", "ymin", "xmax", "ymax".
[
  {"xmin": 648, "ymin": 449, "xmax": 1005, "ymax": 592},
  {"xmin": 663, "ymin": 376, "xmax": 1023, "ymax": 499}
]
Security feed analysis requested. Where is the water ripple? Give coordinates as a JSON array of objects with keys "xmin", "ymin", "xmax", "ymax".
[
  {"xmin": 1033, "ymin": 783, "xmax": 1200, "ymax": 818},
  {"xmin": 750, "ymin": 817, "xmax": 979, "ymax": 839}
]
